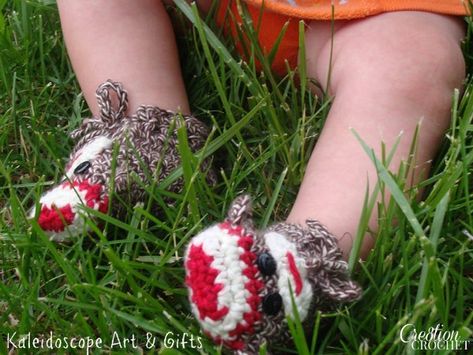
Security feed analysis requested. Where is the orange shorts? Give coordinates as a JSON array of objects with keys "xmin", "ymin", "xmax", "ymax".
[{"xmin": 216, "ymin": 0, "xmax": 469, "ymax": 76}]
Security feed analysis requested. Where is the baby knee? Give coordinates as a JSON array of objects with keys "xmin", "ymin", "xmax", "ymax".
[
  {"xmin": 389, "ymin": 39, "xmax": 465, "ymax": 114},
  {"xmin": 337, "ymin": 30, "xmax": 465, "ymax": 109},
  {"xmin": 412, "ymin": 33, "xmax": 465, "ymax": 94},
  {"xmin": 411, "ymin": 39, "xmax": 464, "ymax": 113}
]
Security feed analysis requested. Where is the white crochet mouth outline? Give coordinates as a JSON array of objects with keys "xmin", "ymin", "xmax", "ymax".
[{"xmin": 185, "ymin": 222, "xmax": 263, "ymax": 346}]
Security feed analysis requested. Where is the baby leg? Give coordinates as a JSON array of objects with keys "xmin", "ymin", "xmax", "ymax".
[
  {"xmin": 287, "ymin": 12, "xmax": 465, "ymax": 258},
  {"xmin": 57, "ymin": 0, "xmax": 190, "ymax": 114},
  {"xmin": 37, "ymin": 1, "xmax": 216, "ymax": 239}
]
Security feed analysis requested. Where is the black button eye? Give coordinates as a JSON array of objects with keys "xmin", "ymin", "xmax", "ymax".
[
  {"xmin": 257, "ymin": 252, "xmax": 276, "ymax": 276},
  {"xmin": 74, "ymin": 161, "xmax": 91, "ymax": 174},
  {"xmin": 262, "ymin": 292, "xmax": 283, "ymax": 316}
]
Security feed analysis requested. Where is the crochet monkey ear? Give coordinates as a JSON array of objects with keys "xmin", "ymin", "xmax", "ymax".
[
  {"xmin": 95, "ymin": 80, "xmax": 129, "ymax": 124},
  {"xmin": 319, "ymin": 276, "xmax": 362, "ymax": 303},
  {"xmin": 226, "ymin": 194, "xmax": 253, "ymax": 225},
  {"xmin": 303, "ymin": 219, "xmax": 362, "ymax": 303}
]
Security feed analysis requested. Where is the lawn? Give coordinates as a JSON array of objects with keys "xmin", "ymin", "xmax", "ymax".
[{"xmin": 0, "ymin": 0, "xmax": 472, "ymax": 354}]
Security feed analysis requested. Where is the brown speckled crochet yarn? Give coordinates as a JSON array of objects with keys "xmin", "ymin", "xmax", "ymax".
[
  {"xmin": 185, "ymin": 195, "xmax": 361, "ymax": 354},
  {"xmin": 32, "ymin": 80, "xmax": 214, "ymax": 241}
]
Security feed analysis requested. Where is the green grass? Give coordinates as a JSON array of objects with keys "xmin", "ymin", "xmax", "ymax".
[{"xmin": 1, "ymin": 0, "xmax": 473, "ymax": 354}]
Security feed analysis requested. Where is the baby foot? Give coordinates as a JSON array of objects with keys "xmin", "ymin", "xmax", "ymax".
[
  {"xmin": 184, "ymin": 195, "xmax": 361, "ymax": 353},
  {"xmin": 32, "ymin": 80, "xmax": 214, "ymax": 241}
]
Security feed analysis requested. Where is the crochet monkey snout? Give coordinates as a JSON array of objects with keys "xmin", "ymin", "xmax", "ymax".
[
  {"xmin": 185, "ymin": 221, "xmax": 264, "ymax": 350},
  {"xmin": 32, "ymin": 134, "xmax": 112, "ymax": 241},
  {"xmin": 33, "ymin": 179, "xmax": 108, "ymax": 241}
]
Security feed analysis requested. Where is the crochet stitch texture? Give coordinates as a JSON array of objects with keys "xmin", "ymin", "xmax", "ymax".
[
  {"xmin": 185, "ymin": 195, "xmax": 361, "ymax": 354},
  {"xmin": 32, "ymin": 80, "xmax": 214, "ymax": 241}
]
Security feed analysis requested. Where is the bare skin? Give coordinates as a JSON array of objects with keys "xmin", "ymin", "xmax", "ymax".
[
  {"xmin": 57, "ymin": 1, "xmax": 465, "ymax": 259},
  {"xmin": 287, "ymin": 12, "xmax": 465, "ymax": 258},
  {"xmin": 57, "ymin": 0, "xmax": 190, "ymax": 115}
]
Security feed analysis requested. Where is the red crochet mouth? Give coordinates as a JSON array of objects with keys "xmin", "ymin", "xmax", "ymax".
[
  {"xmin": 38, "ymin": 204, "xmax": 76, "ymax": 232},
  {"xmin": 286, "ymin": 251, "xmax": 303, "ymax": 295},
  {"xmin": 37, "ymin": 179, "xmax": 108, "ymax": 233}
]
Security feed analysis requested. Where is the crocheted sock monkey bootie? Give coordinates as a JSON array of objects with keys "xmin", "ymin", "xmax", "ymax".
[
  {"xmin": 184, "ymin": 195, "xmax": 361, "ymax": 354},
  {"xmin": 31, "ymin": 80, "xmax": 214, "ymax": 241}
]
